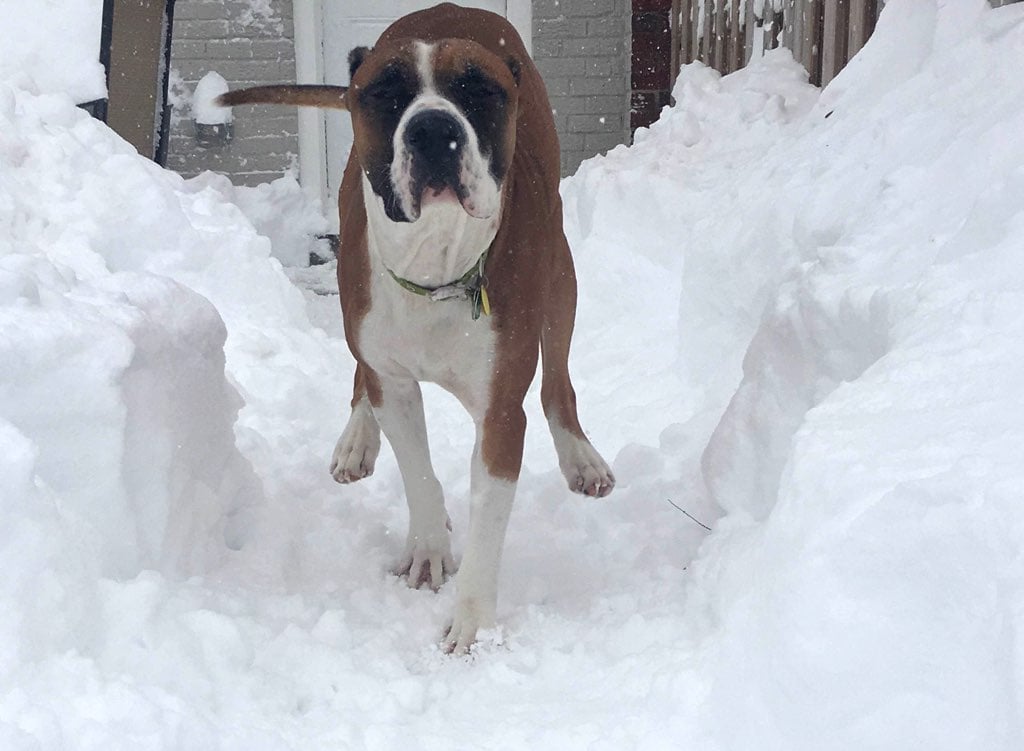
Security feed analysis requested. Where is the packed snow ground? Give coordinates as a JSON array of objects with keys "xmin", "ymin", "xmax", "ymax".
[{"xmin": 3, "ymin": 0, "xmax": 1024, "ymax": 748}]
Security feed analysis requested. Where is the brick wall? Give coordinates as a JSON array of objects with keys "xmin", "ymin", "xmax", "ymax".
[
  {"xmin": 165, "ymin": 0, "xmax": 632, "ymax": 184},
  {"xmin": 166, "ymin": 0, "xmax": 298, "ymax": 185},
  {"xmin": 532, "ymin": 0, "xmax": 632, "ymax": 176}
]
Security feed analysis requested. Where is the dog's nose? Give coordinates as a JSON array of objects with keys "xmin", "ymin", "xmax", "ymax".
[{"xmin": 404, "ymin": 110, "xmax": 464, "ymax": 164}]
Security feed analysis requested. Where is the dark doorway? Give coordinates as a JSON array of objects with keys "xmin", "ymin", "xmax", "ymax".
[{"xmin": 630, "ymin": 0, "xmax": 677, "ymax": 132}]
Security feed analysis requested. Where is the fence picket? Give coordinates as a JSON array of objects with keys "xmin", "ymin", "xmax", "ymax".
[
  {"xmin": 782, "ymin": 0, "xmax": 795, "ymax": 51},
  {"xmin": 744, "ymin": 0, "xmax": 756, "ymax": 64},
  {"xmin": 702, "ymin": 0, "xmax": 715, "ymax": 68},
  {"xmin": 692, "ymin": 0, "xmax": 702, "ymax": 65},
  {"xmin": 821, "ymin": 0, "xmax": 839, "ymax": 85},
  {"xmin": 730, "ymin": 0, "xmax": 743, "ymax": 73},
  {"xmin": 714, "ymin": 0, "xmax": 727, "ymax": 71},
  {"xmin": 680, "ymin": 0, "xmax": 692, "ymax": 64}
]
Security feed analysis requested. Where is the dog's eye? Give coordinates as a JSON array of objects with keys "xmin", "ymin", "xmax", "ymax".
[
  {"xmin": 454, "ymin": 70, "xmax": 505, "ymax": 102},
  {"xmin": 364, "ymin": 86, "xmax": 406, "ymax": 112},
  {"xmin": 362, "ymin": 71, "xmax": 412, "ymax": 114}
]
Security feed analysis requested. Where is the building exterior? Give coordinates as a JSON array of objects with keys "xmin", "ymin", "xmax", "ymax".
[
  {"xmin": 532, "ymin": 0, "xmax": 633, "ymax": 175},
  {"xmin": 166, "ymin": 0, "xmax": 633, "ymax": 194},
  {"xmin": 166, "ymin": 0, "xmax": 300, "ymax": 185},
  {"xmin": 108, "ymin": 0, "xmax": 1024, "ymax": 196}
]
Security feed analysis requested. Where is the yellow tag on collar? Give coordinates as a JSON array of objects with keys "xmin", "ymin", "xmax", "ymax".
[{"xmin": 480, "ymin": 286, "xmax": 491, "ymax": 316}]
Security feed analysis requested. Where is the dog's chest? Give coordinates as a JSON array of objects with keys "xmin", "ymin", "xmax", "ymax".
[
  {"xmin": 357, "ymin": 266, "xmax": 497, "ymax": 409},
  {"xmin": 353, "ymin": 176, "xmax": 503, "ymax": 410}
]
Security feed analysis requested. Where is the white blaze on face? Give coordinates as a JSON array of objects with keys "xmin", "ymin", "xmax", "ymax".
[{"xmin": 389, "ymin": 41, "xmax": 503, "ymax": 223}]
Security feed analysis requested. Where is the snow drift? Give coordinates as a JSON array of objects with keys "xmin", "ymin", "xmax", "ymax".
[
  {"xmin": 2, "ymin": 0, "xmax": 1024, "ymax": 748},
  {"xmin": 0, "ymin": 81, "xmax": 331, "ymax": 722},
  {"xmin": 569, "ymin": 0, "xmax": 1024, "ymax": 747},
  {"xmin": 0, "ymin": 0, "xmax": 105, "ymax": 103}
]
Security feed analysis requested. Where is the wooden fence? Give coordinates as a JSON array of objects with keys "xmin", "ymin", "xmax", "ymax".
[
  {"xmin": 678, "ymin": 0, "xmax": 882, "ymax": 86},
  {"xmin": 678, "ymin": 0, "xmax": 1022, "ymax": 87}
]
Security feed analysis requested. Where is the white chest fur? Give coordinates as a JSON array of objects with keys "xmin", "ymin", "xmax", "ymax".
[
  {"xmin": 362, "ymin": 175, "xmax": 500, "ymax": 288},
  {"xmin": 357, "ymin": 176, "xmax": 500, "ymax": 416}
]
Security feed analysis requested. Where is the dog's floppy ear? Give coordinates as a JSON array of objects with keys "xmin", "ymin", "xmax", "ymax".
[
  {"xmin": 349, "ymin": 46, "xmax": 372, "ymax": 79},
  {"xmin": 505, "ymin": 56, "xmax": 522, "ymax": 86}
]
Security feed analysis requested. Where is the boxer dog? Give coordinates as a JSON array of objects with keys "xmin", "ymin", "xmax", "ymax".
[{"xmin": 219, "ymin": 2, "xmax": 614, "ymax": 653}]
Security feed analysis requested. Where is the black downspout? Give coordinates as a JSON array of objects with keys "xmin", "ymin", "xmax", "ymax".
[
  {"xmin": 154, "ymin": 0, "xmax": 177, "ymax": 166},
  {"xmin": 81, "ymin": 0, "xmax": 115, "ymax": 121}
]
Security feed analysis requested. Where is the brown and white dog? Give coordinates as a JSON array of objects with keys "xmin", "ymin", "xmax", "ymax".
[{"xmin": 219, "ymin": 2, "xmax": 614, "ymax": 653}]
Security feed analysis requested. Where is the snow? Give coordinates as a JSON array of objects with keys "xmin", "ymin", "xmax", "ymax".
[
  {"xmin": 239, "ymin": 0, "xmax": 285, "ymax": 34},
  {"xmin": 3, "ymin": 0, "xmax": 1024, "ymax": 748},
  {"xmin": 192, "ymin": 72, "xmax": 233, "ymax": 126},
  {"xmin": 0, "ymin": 0, "xmax": 105, "ymax": 103},
  {"xmin": 187, "ymin": 172, "xmax": 329, "ymax": 268}
]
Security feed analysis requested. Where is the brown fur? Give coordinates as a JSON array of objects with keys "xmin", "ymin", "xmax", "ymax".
[
  {"xmin": 339, "ymin": 4, "xmax": 577, "ymax": 479},
  {"xmin": 217, "ymin": 84, "xmax": 349, "ymax": 110}
]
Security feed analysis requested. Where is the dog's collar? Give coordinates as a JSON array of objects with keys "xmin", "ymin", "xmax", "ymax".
[{"xmin": 385, "ymin": 251, "xmax": 492, "ymax": 320}]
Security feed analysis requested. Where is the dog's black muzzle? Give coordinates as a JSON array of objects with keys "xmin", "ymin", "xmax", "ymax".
[{"xmin": 405, "ymin": 110, "xmax": 466, "ymax": 199}]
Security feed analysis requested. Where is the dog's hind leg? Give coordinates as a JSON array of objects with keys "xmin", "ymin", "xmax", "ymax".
[
  {"xmin": 331, "ymin": 364, "xmax": 382, "ymax": 484},
  {"xmin": 373, "ymin": 375, "xmax": 454, "ymax": 591},
  {"xmin": 540, "ymin": 234, "xmax": 615, "ymax": 498}
]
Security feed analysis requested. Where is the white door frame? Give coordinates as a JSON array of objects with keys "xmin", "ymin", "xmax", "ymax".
[
  {"xmin": 293, "ymin": 0, "xmax": 328, "ymax": 211},
  {"xmin": 291, "ymin": 0, "xmax": 532, "ymax": 215}
]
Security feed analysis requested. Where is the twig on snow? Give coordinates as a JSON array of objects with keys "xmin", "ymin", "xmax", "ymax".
[{"xmin": 666, "ymin": 498, "xmax": 712, "ymax": 532}]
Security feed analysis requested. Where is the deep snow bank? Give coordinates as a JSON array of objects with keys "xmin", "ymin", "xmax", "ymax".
[
  {"xmin": 0, "ymin": 83, "xmax": 330, "ymax": 677},
  {"xmin": 602, "ymin": 0, "xmax": 1023, "ymax": 747},
  {"xmin": 566, "ymin": 0, "xmax": 1024, "ymax": 747}
]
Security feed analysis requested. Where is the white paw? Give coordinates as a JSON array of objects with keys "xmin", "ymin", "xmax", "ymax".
[
  {"xmin": 441, "ymin": 597, "xmax": 495, "ymax": 655},
  {"xmin": 555, "ymin": 432, "xmax": 615, "ymax": 498},
  {"xmin": 393, "ymin": 527, "xmax": 455, "ymax": 591},
  {"xmin": 329, "ymin": 406, "xmax": 380, "ymax": 484}
]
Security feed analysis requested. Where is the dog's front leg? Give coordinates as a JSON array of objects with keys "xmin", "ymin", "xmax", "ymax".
[
  {"xmin": 373, "ymin": 377, "xmax": 454, "ymax": 590},
  {"xmin": 442, "ymin": 402, "xmax": 525, "ymax": 654}
]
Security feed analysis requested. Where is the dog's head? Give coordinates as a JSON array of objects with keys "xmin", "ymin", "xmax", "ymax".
[{"xmin": 346, "ymin": 39, "xmax": 521, "ymax": 224}]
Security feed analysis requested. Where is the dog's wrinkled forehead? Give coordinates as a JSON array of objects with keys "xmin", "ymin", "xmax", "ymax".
[{"xmin": 347, "ymin": 38, "xmax": 519, "ymax": 132}]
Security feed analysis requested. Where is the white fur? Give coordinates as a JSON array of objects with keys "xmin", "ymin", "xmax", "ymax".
[
  {"xmin": 414, "ymin": 39, "xmax": 437, "ymax": 93},
  {"xmin": 548, "ymin": 420, "xmax": 615, "ymax": 497},
  {"xmin": 442, "ymin": 450, "xmax": 516, "ymax": 654},
  {"xmin": 362, "ymin": 174, "xmax": 499, "ymax": 288},
  {"xmin": 372, "ymin": 378, "xmax": 455, "ymax": 591},
  {"xmin": 355, "ymin": 235, "xmax": 497, "ymax": 401},
  {"xmin": 329, "ymin": 396, "xmax": 380, "ymax": 483}
]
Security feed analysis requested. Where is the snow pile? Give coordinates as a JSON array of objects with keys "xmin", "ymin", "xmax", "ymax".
[
  {"xmin": 564, "ymin": 0, "xmax": 1024, "ymax": 747},
  {"xmin": 0, "ymin": 89, "xmax": 254, "ymax": 573},
  {"xmin": 191, "ymin": 71, "xmax": 233, "ymax": 126},
  {"xmin": 188, "ymin": 172, "xmax": 330, "ymax": 268},
  {"xmin": 0, "ymin": 0, "xmax": 105, "ymax": 102},
  {"xmin": 3, "ymin": 0, "xmax": 1024, "ymax": 748},
  {"xmin": 577, "ymin": 0, "xmax": 1024, "ymax": 746},
  {"xmin": 0, "ymin": 78, "xmax": 336, "ymax": 705},
  {"xmin": 684, "ymin": 2, "xmax": 1024, "ymax": 745}
]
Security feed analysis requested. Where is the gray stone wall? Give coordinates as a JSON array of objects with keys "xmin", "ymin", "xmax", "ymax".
[
  {"xmin": 532, "ymin": 0, "xmax": 632, "ymax": 176},
  {"xmin": 166, "ymin": 0, "xmax": 298, "ymax": 185}
]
